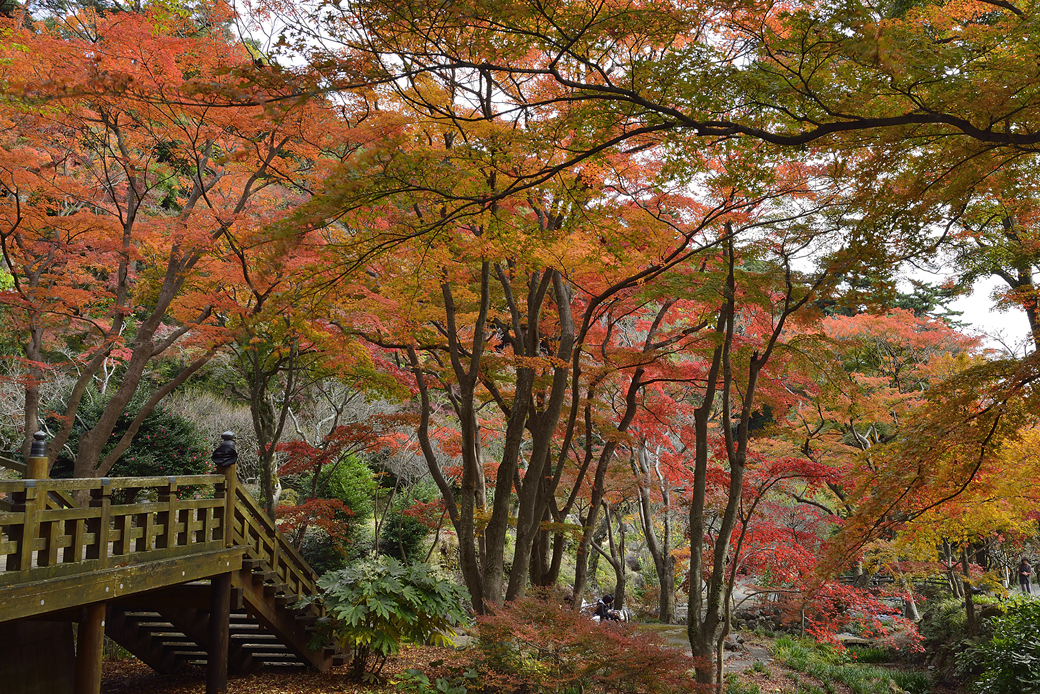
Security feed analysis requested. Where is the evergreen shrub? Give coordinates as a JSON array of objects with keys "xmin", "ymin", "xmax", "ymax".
[
  {"xmin": 379, "ymin": 510, "xmax": 430, "ymax": 562},
  {"xmin": 962, "ymin": 598, "xmax": 1040, "ymax": 694}
]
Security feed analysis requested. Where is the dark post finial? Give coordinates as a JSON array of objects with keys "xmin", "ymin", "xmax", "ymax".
[
  {"xmin": 215, "ymin": 432, "xmax": 238, "ymax": 548},
  {"xmin": 212, "ymin": 431, "xmax": 238, "ymax": 468},
  {"xmin": 28, "ymin": 430, "xmax": 48, "ymax": 479},
  {"xmin": 29, "ymin": 431, "xmax": 47, "ymax": 458}
]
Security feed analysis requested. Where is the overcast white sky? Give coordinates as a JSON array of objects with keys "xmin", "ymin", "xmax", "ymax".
[{"xmin": 944, "ymin": 276, "xmax": 1033, "ymax": 355}]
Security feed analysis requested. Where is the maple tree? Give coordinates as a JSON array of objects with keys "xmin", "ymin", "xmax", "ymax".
[
  {"xmin": 308, "ymin": 134, "xmax": 917, "ymax": 687},
  {"xmin": 0, "ymin": 4, "xmax": 343, "ymax": 476},
  {"xmin": 945, "ymin": 163, "xmax": 1040, "ymax": 352},
  {"xmin": 288, "ymin": 62, "xmax": 800, "ymax": 615},
  {"xmin": 241, "ymin": 27, "xmax": 973, "ymax": 676},
  {"xmin": 778, "ymin": 309, "xmax": 1040, "ymax": 643},
  {"xmin": 629, "ymin": 442, "xmax": 683, "ymax": 624},
  {"xmin": 5, "ymin": 1, "xmax": 1039, "ymax": 691},
  {"xmin": 791, "ymin": 310, "xmax": 980, "ymax": 523},
  {"xmin": 258, "ymin": 0, "xmax": 1040, "ymax": 215}
]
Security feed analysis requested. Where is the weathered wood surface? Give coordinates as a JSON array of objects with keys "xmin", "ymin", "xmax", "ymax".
[
  {"xmin": 74, "ymin": 602, "xmax": 106, "ymax": 694},
  {"xmin": 0, "ymin": 475, "xmax": 227, "ymax": 585},
  {"xmin": 0, "ymin": 548, "xmax": 243, "ymax": 622},
  {"xmin": 232, "ymin": 486, "xmax": 319, "ymax": 607},
  {"xmin": 0, "ymin": 455, "xmax": 26, "ymax": 476},
  {"xmin": 0, "ymin": 471, "xmax": 338, "ymax": 673}
]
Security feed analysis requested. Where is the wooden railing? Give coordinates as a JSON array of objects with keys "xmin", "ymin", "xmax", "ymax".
[
  {"xmin": 231, "ymin": 485, "xmax": 320, "ymax": 606},
  {"xmin": 0, "ymin": 455, "xmax": 76, "ymax": 511},
  {"xmin": 0, "ymin": 475, "xmax": 228, "ymax": 586},
  {"xmin": 0, "ymin": 454, "xmax": 25, "ymax": 476}
]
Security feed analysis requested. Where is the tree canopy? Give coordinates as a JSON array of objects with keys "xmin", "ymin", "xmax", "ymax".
[{"xmin": 3, "ymin": 0, "xmax": 1040, "ymax": 687}]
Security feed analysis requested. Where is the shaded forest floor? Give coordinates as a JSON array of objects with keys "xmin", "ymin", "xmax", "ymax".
[
  {"xmin": 101, "ymin": 636, "xmax": 953, "ymax": 694},
  {"xmin": 101, "ymin": 646, "xmax": 466, "ymax": 694}
]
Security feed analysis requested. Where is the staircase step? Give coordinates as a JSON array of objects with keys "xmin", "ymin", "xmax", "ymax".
[
  {"xmin": 253, "ymin": 571, "xmax": 277, "ymax": 583},
  {"xmin": 231, "ymin": 633, "xmax": 279, "ymax": 642},
  {"xmin": 249, "ymin": 651, "xmax": 300, "ymax": 659},
  {"xmin": 229, "ymin": 624, "xmax": 269, "ymax": 634},
  {"xmin": 158, "ymin": 635, "xmax": 194, "ymax": 643},
  {"xmin": 264, "ymin": 582, "xmax": 289, "ymax": 596},
  {"xmin": 274, "ymin": 593, "xmax": 298, "ymax": 606},
  {"xmin": 242, "ymin": 558, "xmax": 262, "ymax": 570},
  {"xmin": 240, "ymin": 643, "xmax": 293, "ymax": 652},
  {"xmin": 260, "ymin": 662, "xmax": 308, "ymax": 671},
  {"xmin": 260, "ymin": 661, "xmax": 307, "ymax": 670},
  {"xmin": 160, "ymin": 639, "xmax": 196, "ymax": 649}
]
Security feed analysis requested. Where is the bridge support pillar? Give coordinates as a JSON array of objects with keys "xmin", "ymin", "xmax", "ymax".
[
  {"xmin": 74, "ymin": 602, "xmax": 105, "ymax": 694},
  {"xmin": 208, "ymin": 572, "xmax": 232, "ymax": 694}
]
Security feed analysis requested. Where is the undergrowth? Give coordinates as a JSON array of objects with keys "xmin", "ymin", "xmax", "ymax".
[{"xmin": 771, "ymin": 636, "xmax": 930, "ymax": 694}]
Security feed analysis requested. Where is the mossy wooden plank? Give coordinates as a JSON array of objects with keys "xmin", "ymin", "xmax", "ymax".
[
  {"xmin": 65, "ymin": 518, "xmax": 86, "ymax": 564},
  {"xmin": 0, "ymin": 547, "xmax": 243, "ymax": 623},
  {"xmin": 35, "ymin": 507, "xmax": 96, "ymax": 522},
  {"xmin": 0, "ymin": 539, "xmax": 228, "ymax": 587},
  {"xmin": 0, "ymin": 455, "xmax": 26, "ymax": 474},
  {"xmin": 13, "ymin": 488, "xmax": 39, "ymax": 572},
  {"xmin": 107, "ymin": 475, "xmax": 222, "ymax": 489}
]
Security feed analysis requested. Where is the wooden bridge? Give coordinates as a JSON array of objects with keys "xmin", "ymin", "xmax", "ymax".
[{"xmin": 0, "ymin": 435, "xmax": 342, "ymax": 694}]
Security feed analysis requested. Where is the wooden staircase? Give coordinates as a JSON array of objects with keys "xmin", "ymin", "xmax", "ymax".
[
  {"xmin": 105, "ymin": 577, "xmax": 341, "ymax": 674},
  {"xmin": 0, "ymin": 461, "xmax": 347, "ymax": 687}
]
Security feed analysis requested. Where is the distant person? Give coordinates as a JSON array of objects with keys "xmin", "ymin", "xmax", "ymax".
[
  {"xmin": 594, "ymin": 594, "xmax": 621, "ymax": 622},
  {"xmin": 1019, "ymin": 557, "xmax": 1033, "ymax": 594}
]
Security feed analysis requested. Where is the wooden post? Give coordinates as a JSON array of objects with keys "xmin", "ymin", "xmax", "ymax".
[
  {"xmin": 7, "ymin": 481, "xmax": 39, "ymax": 572},
  {"xmin": 223, "ymin": 462, "xmax": 237, "ymax": 548},
  {"xmin": 207, "ymin": 572, "xmax": 232, "ymax": 694},
  {"xmin": 86, "ymin": 480, "xmax": 111, "ymax": 569},
  {"xmin": 74, "ymin": 602, "xmax": 106, "ymax": 694},
  {"xmin": 213, "ymin": 432, "xmax": 238, "ymax": 548},
  {"xmin": 156, "ymin": 478, "xmax": 179, "ymax": 550},
  {"xmin": 27, "ymin": 430, "xmax": 49, "ymax": 479}
]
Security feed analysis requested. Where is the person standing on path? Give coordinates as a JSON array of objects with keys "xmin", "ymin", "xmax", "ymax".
[{"xmin": 1019, "ymin": 557, "xmax": 1033, "ymax": 593}]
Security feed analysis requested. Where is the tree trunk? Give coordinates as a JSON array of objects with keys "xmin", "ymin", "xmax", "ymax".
[
  {"xmin": 632, "ymin": 444, "xmax": 676, "ymax": 623},
  {"xmin": 961, "ymin": 546, "xmax": 978, "ymax": 637}
]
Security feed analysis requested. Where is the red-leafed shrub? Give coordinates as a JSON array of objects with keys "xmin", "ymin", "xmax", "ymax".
[{"xmin": 468, "ymin": 590, "xmax": 708, "ymax": 694}]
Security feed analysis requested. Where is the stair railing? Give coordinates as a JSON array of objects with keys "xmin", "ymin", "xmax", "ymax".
[{"xmin": 230, "ymin": 485, "xmax": 322, "ymax": 609}]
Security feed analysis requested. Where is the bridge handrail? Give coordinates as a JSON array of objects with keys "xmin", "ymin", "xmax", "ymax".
[
  {"xmin": 0, "ymin": 474, "xmax": 229, "ymax": 585},
  {"xmin": 0, "ymin": 456, "xmax": 110, "ymax": 510},
  {"xmin": 231, "ymin": 485, "xmax": 321, "ymax": 609},
  {"xmin": 0, "ymin": 469, "xmax": 327, "ymax": 623},
  {"xmin": 0, "ymin": 455, "xmax": 25, "ymax": 475},
  {"xmin": 0, "ymin": 474, "xmax": 224, "ymax": 493}
]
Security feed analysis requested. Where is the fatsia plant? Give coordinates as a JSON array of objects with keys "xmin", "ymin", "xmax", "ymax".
[
  {"xmin": 301, "ymin": 556, "xmax": 469, "ymax": 681},
  {"xmin": 964, "ymin": 599, "xmax": 1040, "ymax": 694}
]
